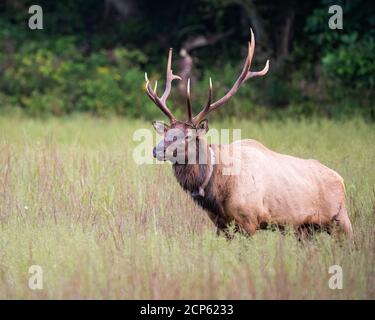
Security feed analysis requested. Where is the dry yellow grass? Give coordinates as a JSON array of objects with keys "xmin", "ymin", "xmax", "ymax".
[{"xmin": 0, "ymin": 115, "xmax": 374, "ymax": 299}]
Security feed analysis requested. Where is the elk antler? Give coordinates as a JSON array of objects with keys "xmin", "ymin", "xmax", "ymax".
[
  {"xmin": 145, "ymin": 48, "xmax": 182, "ymax": 123},
  {"xmin": 193, "ymin": 29, "xmax": 269, "ymax": 125}
]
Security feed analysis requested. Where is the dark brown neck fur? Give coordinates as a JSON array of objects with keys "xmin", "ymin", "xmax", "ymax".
[
  {"xmin": 173, "ymin": 139, "xmax": 211, "ymax": 194},
  {"xmin": 173, "ymin": 163, "xmax": 209, "ymax": 193},
  {"xmin": 172, "ymin": 144, "xmax": 229, "ymax": 225},
  {"xmin": 173, "ymin": 160, "xmax": 230, "ymax": 231}
]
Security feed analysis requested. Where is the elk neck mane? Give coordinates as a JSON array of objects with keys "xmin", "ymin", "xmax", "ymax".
[
  {"xmin": 173, "ymin": 140, "xmax": 213, "ymax": 193},
  {"xmin": 173, "ymin": 162, "xmax": 210, "ymax": 194},
  {"xmin": 172, "ymin": 145, "xmax": 229, "ymax": 222}
]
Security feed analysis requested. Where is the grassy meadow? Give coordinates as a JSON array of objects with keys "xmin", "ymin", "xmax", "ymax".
[{"xmin": 0, "ymin": 115, "xmax": 374, "ymax": 299}]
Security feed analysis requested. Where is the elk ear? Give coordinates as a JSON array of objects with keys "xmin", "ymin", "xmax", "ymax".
[
  {"xmin": 196, "ymin": 119, "xmax": 209, "ymax": 137},
  {"xmin": 152, "ymin": 121, "xmax": 169, "ymax": 135}
]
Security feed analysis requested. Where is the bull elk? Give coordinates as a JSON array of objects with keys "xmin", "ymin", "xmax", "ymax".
[{"xmin": 144, "ymin": 29, "xmax": 353, "ymax": 238}]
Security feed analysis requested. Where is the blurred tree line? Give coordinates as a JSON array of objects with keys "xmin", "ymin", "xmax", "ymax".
[{"xmin": 0, "ymin": 0, "xmax": 374, "ymax": 120}]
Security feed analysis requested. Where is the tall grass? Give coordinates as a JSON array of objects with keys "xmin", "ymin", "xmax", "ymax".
[{"xmin": 0, "ymin": 115, "xmax": 374, "ymax": 299}]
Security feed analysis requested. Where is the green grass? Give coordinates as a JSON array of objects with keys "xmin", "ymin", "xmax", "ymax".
[{"xmin": 0, "ymin": 115, "xmax": 374, "ymax": 299}]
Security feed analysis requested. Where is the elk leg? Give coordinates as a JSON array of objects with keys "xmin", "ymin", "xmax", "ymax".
[{"xmin": 208, "ymin": 213, "xmax": 229, "ymax": 237}]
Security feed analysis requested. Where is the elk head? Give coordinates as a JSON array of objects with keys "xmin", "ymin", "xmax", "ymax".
[{"xmin": 145, "ymin": 29, "xmax": 269, "ymax": 164}]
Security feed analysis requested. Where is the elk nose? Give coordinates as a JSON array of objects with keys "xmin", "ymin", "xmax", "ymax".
[{"xmin": 152, "ymin": 147, "xmax": 157, "ymax": 158}]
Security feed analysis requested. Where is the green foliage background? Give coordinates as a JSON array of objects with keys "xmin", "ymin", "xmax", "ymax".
[{"xmin": 0, "ymin": 0, "xmax": 374, "ymax": 120}]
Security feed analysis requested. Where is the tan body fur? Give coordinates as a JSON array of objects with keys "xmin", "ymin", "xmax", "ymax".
[{"xmin": 179, "ymin": 139, "xmax": 353, "ymax": 237}]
